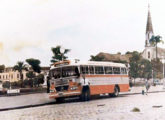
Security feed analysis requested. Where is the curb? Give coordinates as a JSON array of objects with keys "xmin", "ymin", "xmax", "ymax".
[
  {"xmin": 0, "ymin": 102, "xmax": 55, "ymax": 112},
  {"xmin": 121, "ymin": 90, "xmax": 165, "ymax": 96}
]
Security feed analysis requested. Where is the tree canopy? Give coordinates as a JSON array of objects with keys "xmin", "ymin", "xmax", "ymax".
[
  {"xmin": 90, "ymin": 55, "xmax": 104, "ymax": 61},
  {"xmin": 149, "ymin": 35, "xmax": 164, "ymax": 59},
  {"xmin": 51, "ymin": 45, "xmax": 70, "ymax": 63},
  {"xmin": 0, "ymin": 65, "xmax": 5, "ymax": 73},
  {"xmin": 129, "ymin": 51, "xmax": 152, "ymax": 81},
  {"xmin": 26, "ymin": 58, "xmax": 41, "ymax": 73},
  {"xmin": 13, "ymin": 61, "xmax": 27, "ymax": 87}
]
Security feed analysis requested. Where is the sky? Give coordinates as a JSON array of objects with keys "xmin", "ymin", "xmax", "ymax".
[{"xmin": 0, "ymin": 0, "xmax": 165, "ymax": 66}]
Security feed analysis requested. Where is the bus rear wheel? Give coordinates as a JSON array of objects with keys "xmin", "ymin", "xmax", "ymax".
[
  {"xmin": 80, "ymin": 88, "xmax": 90, "ymax": 101},
  {"xmin": 112, "ymin": 86, "xmax": 119, "ymax": 97}
]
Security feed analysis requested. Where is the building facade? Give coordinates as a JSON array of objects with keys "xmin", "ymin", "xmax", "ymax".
[{"xmin": 0, "ymin": 67, "xmax": 50, "ymax": 83}]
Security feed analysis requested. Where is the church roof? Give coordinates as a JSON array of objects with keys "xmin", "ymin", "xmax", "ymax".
[{"xmin": 146, "ymin": 5, "xmax": 154, "ymax": 33}]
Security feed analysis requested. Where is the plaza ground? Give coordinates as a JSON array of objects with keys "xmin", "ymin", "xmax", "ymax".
[{"xmin": 0, "ymin": 86, "xmax": 165, "ymax": 120}]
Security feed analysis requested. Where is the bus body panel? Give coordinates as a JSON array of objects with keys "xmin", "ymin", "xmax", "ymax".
[{"xmin": 48, "ymin": 60, "xmax": 129, "ymax": 99}]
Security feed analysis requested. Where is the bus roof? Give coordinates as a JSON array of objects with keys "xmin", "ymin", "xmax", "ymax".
[{"xmin": 50, "ymin": 60, "xmax": 127, "ymax": 70}]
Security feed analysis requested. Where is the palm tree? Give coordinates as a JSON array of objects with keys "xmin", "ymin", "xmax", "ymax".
[
  {"xmin": 149, "ymin": 35, "xmax": 164, "ymax": 60},
  {"xmin": 13, "ymin": 62, "xmax": 27, "ymax": 87},
  {"xmin": 51, "ymin": 45, "xmax": 70, "ymax": 63}
]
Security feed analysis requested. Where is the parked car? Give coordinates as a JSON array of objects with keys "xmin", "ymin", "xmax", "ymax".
[{"xmin": 153, "ymin": 79, "xmax": 163, "ymax": 85}]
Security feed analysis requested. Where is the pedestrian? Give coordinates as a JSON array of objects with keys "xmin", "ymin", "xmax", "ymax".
[
  {"xmin": 142, "ymin": 85, "xmax": 145, "ymax": 95},
  {"xmin": 145, "ymin": 79, "xmax": 150, "ymax": 95}
]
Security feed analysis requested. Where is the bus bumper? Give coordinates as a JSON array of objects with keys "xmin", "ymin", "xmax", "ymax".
[{"xmin": 49, "ymin": 91, "xmax": 81, "ymax": 99}]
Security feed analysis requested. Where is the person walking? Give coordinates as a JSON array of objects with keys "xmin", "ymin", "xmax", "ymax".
[{"xmin": 145, "ymin": 79, "xmax": 150, "ymax": 95}]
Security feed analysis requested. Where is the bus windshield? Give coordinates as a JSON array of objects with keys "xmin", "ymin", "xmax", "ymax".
[{"xmin": 50, "ymin": 66, "xmax": 80, "ymax": 79}]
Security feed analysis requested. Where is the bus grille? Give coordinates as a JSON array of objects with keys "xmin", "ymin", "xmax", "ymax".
[
  {"xmin": 55, "ymin": 86, "xmax": 69, "ymax": 92},
  {"xmin": 55, "ymin": 79, "xmax": 68, "ymax": 86}
]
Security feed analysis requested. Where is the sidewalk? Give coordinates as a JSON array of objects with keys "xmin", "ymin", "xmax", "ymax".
[
  {"xmin": 0, "ymin": 93, "xmax": 54, "ymax": 110},
  {"xmin": 122, "ymin": 85, "xmax": 165, "ymax": 95}
]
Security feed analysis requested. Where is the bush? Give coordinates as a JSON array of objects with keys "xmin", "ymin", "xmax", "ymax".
[{"xmin": 2, "ymin": 81, "xmax": 10, "ymax": 89}]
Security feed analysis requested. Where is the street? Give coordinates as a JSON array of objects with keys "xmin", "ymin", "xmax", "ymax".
[{"xmin": 0, "ymin": 92, "xmax": 165, "ymax": 120}]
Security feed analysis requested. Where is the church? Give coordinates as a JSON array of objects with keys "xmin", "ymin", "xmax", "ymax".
[{"xmin": 142, "ymin": 5, "xmax": 165, "ymax": 61}]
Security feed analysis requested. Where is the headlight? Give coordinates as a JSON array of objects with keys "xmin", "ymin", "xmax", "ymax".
[{"xmin": 70, "ymin": 86, "xmax": 78, "ymax": 90}]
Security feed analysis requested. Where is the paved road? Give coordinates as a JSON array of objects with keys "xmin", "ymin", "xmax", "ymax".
[
  {"xmin": 1, "ymin": 92, "xmax": 165, "ymax": 120},
  {"xmin": 0, "ymin": 85, "xmax": 164, "ymax": 110}
]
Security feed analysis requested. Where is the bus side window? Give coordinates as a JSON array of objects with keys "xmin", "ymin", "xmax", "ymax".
[
  {"xmin": 85, "ymin": 66, "xmax": 89, "ymax": 74},
  {"xmin": 113, "ymin": 67, "xmax": 120, "ymax": 74},
  {"xmin": 95, "ymin": 66, "xmax": 104, "ymax": 74},
  {"xmin": 80, "ymin": 66, "xmax": 89, "ymax": 74},
  {"xmin": 89, "ymin": 66, "xmax": 94, "ymax": 74},
  {"xmin": 121, "ymin": 68, "xmax": 124, "ymax": 74},
  {"xmin": 124, "ymin": 68, "xmax": 127, "ymax": 74},
  {"xmin": 75, "ymin": 67, "xmax": 80, "ymax": 77},
  {"xmin": 105, "ymin": 66, "xmax": 112, "ymax": 74}
]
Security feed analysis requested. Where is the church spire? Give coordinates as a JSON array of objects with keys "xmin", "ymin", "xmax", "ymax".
[
  {"xmin": 145, "ymin": 4, "xmax": 154, "ymax": 47},
  {"xmin": 146, "ymin": 4, "xmax": 153, "ymax": 33}
]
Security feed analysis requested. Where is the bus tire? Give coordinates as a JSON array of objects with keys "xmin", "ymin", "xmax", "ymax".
[
  {"xmin": 56, "ymin": 97, "xmax": 64, "ymax": 103},
  {"xmin": 80, "ymin": 87, "xmax": 90, "ymax": 101},
  {"xmin": 112, "ymin": 86, "xmax": 119, "ymax": 97}
]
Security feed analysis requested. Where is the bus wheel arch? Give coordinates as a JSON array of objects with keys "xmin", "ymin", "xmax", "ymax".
[{"xmin": 80, "ymin": 86, "xmax": 90, "ymax": 101}]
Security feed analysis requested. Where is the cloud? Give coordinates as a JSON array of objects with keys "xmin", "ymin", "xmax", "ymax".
[{"xmin": 12, "ymin": 40, "xmax": 44, "ymax": 52}]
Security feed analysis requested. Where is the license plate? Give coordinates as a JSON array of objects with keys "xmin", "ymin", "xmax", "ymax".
[{"xmin": 58, "ymin": 92, "xmax": 63, "ymax": 96}]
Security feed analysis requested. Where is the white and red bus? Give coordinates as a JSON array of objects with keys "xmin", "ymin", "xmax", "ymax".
[{"xmin": 48, "ymin": 60, "xmax": 129, "ymax": 102}]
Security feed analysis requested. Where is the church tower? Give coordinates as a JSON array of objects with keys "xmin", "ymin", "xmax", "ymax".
[
  {"xmin": 142, "ymin": 4, "xmax": 165, "ymax": 61},
  {"xmin": 142, "ymin": 4, "xmax": 156, "ymax": 61},
  {"xmin": 145, "ymin": 4, "xmax": 154, "ymax": 47}
]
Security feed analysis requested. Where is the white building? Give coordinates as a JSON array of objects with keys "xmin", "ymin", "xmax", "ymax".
[{"xmin": 0, "ymin": 67, "xmax": 50, "ymax": 83}]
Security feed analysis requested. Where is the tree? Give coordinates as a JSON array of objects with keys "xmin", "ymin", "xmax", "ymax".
[
  {"xmin": 129, "ymin": 51, "xmax": 141, "ymax": 84},
  {"xmin": 26, "ymin": 71, "xmax": 36, "ymax": 79},
  {"xmin": 26, "ymin": 70, "xmax": 36, "ymax": 88},
  {"xmin": 13, "ymin": 62, "xmax": 27, "ymax": 87},
  {"xmin": 139, "ymin": 59, "xmax": 152, "ymax": 80},
  {"xmin": 151, "ymin": 58, "xmax": 163, "ymax": 79},
  {"xmin": 37, "ymin": 74, "xmax": 44, "ymax": 85},
  {"xmin": 90, "ymin": 55, "xmax": 104, "ymax": 61},
  {"xmin": 51, "ymin": 45, "xmax": 70, "ymax": 63},
  {"xmin": 26, "ymin": 58, "xmax": 41, "ymax": 73},
  {"xmin": 2, "ymin": 81, "xmax": 10, "ymax": 89},
  {"xmin": 129, "ymin": 51, "xmax": 153, "ymax": 84},
  {"xmin": 0, "ymin": 65, "xmax": 5, "ymax": 73},
  {"xmin": 149, "ymin": 35, "xmax": 164, "ymax": 60}
]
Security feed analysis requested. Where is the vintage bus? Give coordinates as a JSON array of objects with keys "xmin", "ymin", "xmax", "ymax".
[{"xmin": 48, "ymin": 60, "xmax": 129, "ymax": 102}]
